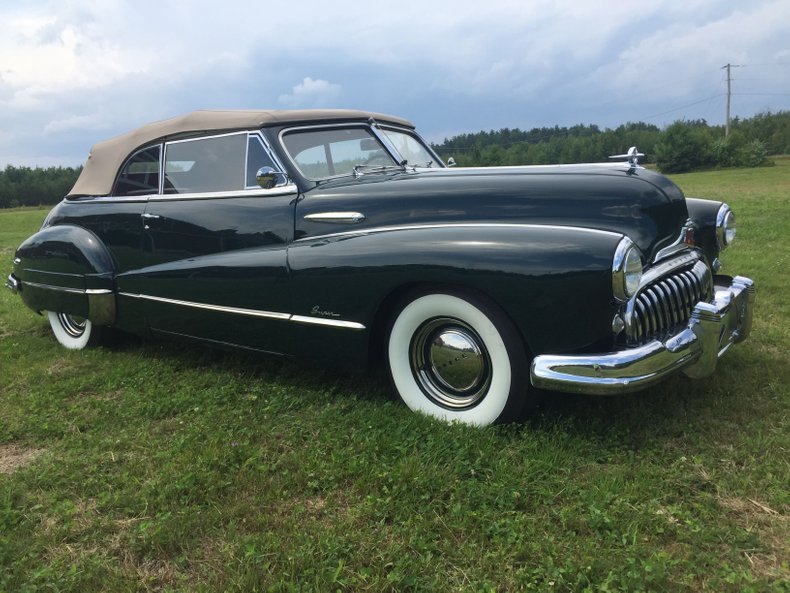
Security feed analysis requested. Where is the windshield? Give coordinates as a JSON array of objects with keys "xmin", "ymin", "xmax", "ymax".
[
  {"xmin": 381, "ymin": 128, "xmax": 438, "ymax": 167},
  {"xmin": 281, "ymin": 127, "xmax": 397, "ymax": 180}
]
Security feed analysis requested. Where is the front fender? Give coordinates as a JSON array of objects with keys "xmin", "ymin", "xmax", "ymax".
[
  {"xmin": 11, "ymin": 225, "xmax": 117, "ymax": 325},
  {"xmin": 287, "ymin": 224, "xmax": 624, "ymax": 359},
  {"xmin": 686, "ymin": 197, "xmax": 724, "ymax": 265}
]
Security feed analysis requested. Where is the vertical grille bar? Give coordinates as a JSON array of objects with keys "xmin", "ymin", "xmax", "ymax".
[{"xmin": 625, "ymin": 259, "xmax": 711, "ymax": 345}]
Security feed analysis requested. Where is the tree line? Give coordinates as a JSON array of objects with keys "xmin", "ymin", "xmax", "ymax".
[
  {"xmin": 0, "ymin": 165, "xmax": 82, "ymax": 209},
  {"xmin": 2, "ymin": 111, "xmax": 788, "ymax": 208},
  {"xmin": 432, "ymin": 110, "xmax": 790, "ymax": 173}
]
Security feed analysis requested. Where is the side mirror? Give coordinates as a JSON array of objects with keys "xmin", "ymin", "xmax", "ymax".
[
  {"xmin": 446, "ymin": 157, "xmax": 457, "ymax": 168},
  {"xmin": 256, "ymin": 167, "xmax": 288, "ymax": 189}
]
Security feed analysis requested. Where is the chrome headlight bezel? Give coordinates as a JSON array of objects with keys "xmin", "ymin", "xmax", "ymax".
[
  {"xmin": 612, "ymin": 237, "xmax": 643, "ymax": 302},
  {"xmin": 716, "ymin": 204, "xmax": 736, "ymax": 250}
]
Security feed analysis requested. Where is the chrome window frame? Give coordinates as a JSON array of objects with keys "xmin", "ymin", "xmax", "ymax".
[
  {"xmin": 375, "ymin": 123, "xmax": 445, "ymax": 168},
  {"xmin": 162, "ymin": 130, "xmax": 250, "ymax": 195},
  {"xmin": 245, "ymin": 133, "xmax": 284, "ymax": 189},
  {"xmin": 111, "ymin": 142, "xmax": 164, "ymax": 198},
  {"xmin": 278, "ymin": 123, "xmax": 399, "ymax": 182},
  {"xmin": 105, "ymin": 130, "xmax": 292, "ymax": 201}
]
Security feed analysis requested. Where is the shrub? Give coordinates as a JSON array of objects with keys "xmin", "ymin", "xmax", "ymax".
[{"xmin": 654, "ymin": 122, "xmax": 715, "ymax": 173}]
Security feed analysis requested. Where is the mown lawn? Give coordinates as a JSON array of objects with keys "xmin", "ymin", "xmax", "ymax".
[{"xmin": 0, "ymin": 162, "xmax": 788, "ymax": 592}]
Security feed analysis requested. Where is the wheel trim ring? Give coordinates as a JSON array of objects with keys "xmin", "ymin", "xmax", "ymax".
[
  {"xmin": 410, "ymin": 317, "xmax": 493, "ymax": 409},
  {"xmin": 57, "ymin": 313, "xmax": 87, "ymax": 338}
]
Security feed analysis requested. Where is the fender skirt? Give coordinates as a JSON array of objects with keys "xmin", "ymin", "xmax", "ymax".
[{"xmin": 11, "ymin": 225, "xmax": 116, "ymax": 325}]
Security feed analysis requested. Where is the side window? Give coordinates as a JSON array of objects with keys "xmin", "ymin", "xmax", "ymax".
[
  {"xmin": 115, "ymin": 145, "xmax": 161, "ymax": 196},
  {"xmin": 164, "ymin": 133, "xmax": 246, "ymax": 194},
  {"xmin": 246, "ymin": 135, "xmax": 279, "ymax": 188}
]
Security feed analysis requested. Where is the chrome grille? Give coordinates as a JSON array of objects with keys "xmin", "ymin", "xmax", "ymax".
[{"xmin": 625, "ymin": 259, "xmax": 712, "ymax": 345}]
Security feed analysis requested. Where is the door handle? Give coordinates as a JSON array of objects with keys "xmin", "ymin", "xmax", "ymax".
[{"xmin": 141, "ymin": 212, "xmax": 161, "ymax": 229}]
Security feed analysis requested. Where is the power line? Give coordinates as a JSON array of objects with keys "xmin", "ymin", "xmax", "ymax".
[
  {"xmin": 642, "ymin": 95, "xmax": 723, "ymax": 120},
  {"xmin": 732, "ymin": 92, "xmax": 790, "ymax": 97}
]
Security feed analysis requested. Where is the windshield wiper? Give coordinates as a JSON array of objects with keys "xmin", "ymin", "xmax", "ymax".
[{"xmin": 353, "ymin": 161, "xmax": 408, "ymax": 177}]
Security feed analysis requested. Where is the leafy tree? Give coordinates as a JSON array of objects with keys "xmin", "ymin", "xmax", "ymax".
[
  {"xmin": 0, "ymin": 166, "xmax": 81, "ymax": 208},
  {"xmin": 647, "ymin": 122, "xmax": 715, "ymax": 173}
]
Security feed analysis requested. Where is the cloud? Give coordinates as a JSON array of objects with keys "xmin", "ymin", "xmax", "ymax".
[
  {"xmin": 43, "ymin": 113, "xmax": 111, "ymax": 135},
  {"xmin": 278, "ymin": 77, "xmax": 342, "ymax": 107},
  {"xmin": 0, "ymin": 0, "xmax": 788, "ymax": 167}
]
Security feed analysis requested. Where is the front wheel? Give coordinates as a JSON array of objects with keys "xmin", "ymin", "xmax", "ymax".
[
  {"xmin": 387, "ymin": 291, "xmax": 530, "ymax": 426},
  {"xmin": 47, "ymin": 311, "xmax": 101, "ymax": 350}
]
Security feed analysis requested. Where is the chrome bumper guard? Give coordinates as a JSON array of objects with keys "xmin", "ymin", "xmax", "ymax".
[
  {"xmin": 530, "ymin": 275, "xmax": 756, "ymax": 395},
  {"xmin": 5, "ymin": 274, "xmax": 20, "ymax": 294}
]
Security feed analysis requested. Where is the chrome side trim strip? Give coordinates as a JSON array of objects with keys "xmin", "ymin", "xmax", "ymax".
[
  {"xmin": 71, "ymin": 186, "xmax": 299, "ymax": 203},
  {"xmin": 118, "ymin": 292, "xmax": 366, "ymax": 330},
  {"xmin": 68, "ymin": 196, "xmax": 151, "ymax": 204},
  {"xmin": 148, "ymin": 185, "xmax": 298, "ymax": 202},
  {"xmin": 22, "ymin": 281, "xmax": 112, "ymax": 296},
  {"xmin": 290, "ymin": 315, "xmax": 366, "ymax": 330},
  {"xmin": 295, "ymin": 222, "xmax": 623, "ymax": 243},
  {"xmin": 304, "ymin": 212, "xmax": 366, "ymax": 224},
  {"xmin": 119, "ymin": 292, "xmax": 291, "ymax": 320}
]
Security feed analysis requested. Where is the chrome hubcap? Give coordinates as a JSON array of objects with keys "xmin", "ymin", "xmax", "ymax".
[
  {"xmin": 411, "ymin": 318, "xmax": 492, "ymax": 409},
  {"xmin": 57, "ymin": 313, "xmax": 87, "ymax": 338}
]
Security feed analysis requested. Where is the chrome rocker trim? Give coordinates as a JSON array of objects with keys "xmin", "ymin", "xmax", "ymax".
[{"xmin": 530, "ymin": 275, "xmax": 755, "ymax": 395}]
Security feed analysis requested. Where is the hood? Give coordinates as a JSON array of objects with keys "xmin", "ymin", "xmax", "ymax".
[{"xmin": 301, "ymin": 164, "xmax": 688, "ymax": 262}]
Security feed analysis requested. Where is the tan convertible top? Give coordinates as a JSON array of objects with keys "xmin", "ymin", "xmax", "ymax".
[{"xmin": 68, "ymin": 109, "xmax": 414, "ymax": 197}]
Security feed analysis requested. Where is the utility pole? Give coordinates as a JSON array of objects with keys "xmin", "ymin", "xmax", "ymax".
[{"xmin": 722, "ymin": 63, "xmax": 740, "ymax": 137}]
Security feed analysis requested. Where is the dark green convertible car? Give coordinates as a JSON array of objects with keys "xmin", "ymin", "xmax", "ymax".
[{"xmin": 6, "ymin": 109, "xmax": 755, "ymax": 425}]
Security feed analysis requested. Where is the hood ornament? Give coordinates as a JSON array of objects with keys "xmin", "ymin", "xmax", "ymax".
[{"xmin": 609, "ymin": 146, "xmax": 645, "ymax": 170}]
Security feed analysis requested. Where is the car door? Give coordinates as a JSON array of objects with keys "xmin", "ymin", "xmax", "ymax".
[{"xmin": 121, "ymin": 131, "xmax": 299, "ymax": 354}]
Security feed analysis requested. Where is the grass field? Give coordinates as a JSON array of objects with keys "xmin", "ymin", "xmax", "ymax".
[{"xmin": 1, "ymin": 161, "xmax": 788, "ymax": 592}]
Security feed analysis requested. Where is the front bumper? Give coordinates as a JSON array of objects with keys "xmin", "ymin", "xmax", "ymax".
[{"xmin": 530, "ymin": 275, "xmax": 755, "ymax": 395}]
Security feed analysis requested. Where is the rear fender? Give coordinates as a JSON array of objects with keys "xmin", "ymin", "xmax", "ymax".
[{"xmin": 12, "ymin": 225, "xmax": 116, "ymax": 325}]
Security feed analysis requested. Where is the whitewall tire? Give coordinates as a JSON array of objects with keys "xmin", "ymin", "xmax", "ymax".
[
  {"xmin": 387, "ymin": 291, "xmax": 529, "ymax": 426},
  {"xmin": 47, "ymin": 311, "xmax": 100, "ymax": 350}
]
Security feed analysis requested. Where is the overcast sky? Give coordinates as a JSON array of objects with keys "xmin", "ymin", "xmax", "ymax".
[{"xmin": 1, "ymin": 0, "xmax": 788, "ymax": 168}]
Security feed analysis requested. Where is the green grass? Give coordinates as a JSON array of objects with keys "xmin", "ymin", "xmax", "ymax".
[{"xmin": 1, "ymin": 162, "xmax": 788, "ymax": 592}]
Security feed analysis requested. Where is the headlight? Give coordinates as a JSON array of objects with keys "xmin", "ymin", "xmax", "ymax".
[
  {"xmin": 612, "ymin": 237, "xmax": 643, "ymax": 301},
  {"xmin": 716, "ymin": 204, "xmax": 736, "ymax": 249}
]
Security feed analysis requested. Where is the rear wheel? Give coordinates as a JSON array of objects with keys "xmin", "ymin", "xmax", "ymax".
[
  {"xmin": 47, "ymin": 311, "xmax": 101, "ymax": 350},
  {"xmin": 387, "ymin": 291, "xmax": 530, "ymax": 426}
]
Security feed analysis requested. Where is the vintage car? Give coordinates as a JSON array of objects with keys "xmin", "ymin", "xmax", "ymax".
[{"xmin": 6, "ymin": 109, "xmax": 755, "ymax": 425}]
